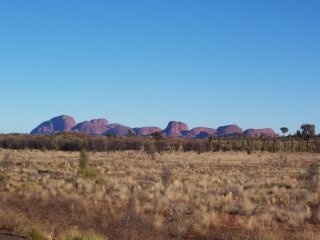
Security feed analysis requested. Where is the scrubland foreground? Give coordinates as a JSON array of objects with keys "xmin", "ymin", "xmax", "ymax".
[{"xmin": 0, "ymin": 149, "xmax": 320, "ymax": 240}]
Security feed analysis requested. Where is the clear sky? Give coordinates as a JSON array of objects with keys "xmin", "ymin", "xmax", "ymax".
[{"xmin": 0, "ymin": 0, "xmax": 319, "ymax": 134}]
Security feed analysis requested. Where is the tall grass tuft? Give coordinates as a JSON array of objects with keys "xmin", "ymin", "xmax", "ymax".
[
  {"xmin": 161, "ymin": 166, "xmax": 172, "ymax": 189},
  {"xmin": 79, "ymin": 150, "xmax": 89, "ymax": 171}
]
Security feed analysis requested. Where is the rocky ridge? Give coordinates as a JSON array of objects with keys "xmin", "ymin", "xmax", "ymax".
[{"xmin": 30, "ymin": 115, "xmax": 278, "ymax": 138}]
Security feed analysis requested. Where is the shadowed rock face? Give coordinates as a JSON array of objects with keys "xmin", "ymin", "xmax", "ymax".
[
  {"xmin": 133, "ymin": 127, "xmax": 162, "ymax": 136},
  {"xmin": 187, "ymin": 127, "xmax": 217, "ymax": 139},
  {"xmin": 104, "ymin": 124, "xmax": 133, "ymax": 136},
  {"xmin": 72, "ymin": 118, "xmax": 109, "ymax": 135},
  {"xmin": 162, "ymin": 121, "xmax": 189, "ymax": 137},
  {"xmin": 243, "ymin": 128, "xmax": 277, "ymax": 138},
  {"xmin": 216, "ymin": 125, "xmax": 243, "ymax": 137},
  {"xmin": 30, "ymin": 115, "xmax": 76, "ymax": 134}
]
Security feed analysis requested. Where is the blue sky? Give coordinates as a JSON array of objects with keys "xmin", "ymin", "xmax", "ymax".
[{"xmin": 0, "ymin": 0, "xmax": 319, "ymax": 134}]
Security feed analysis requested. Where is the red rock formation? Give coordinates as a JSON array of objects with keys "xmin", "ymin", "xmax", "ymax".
[
  {"xmin": 104, "ymin": 124, "xmax": 133, "ymax": 136},
  {"xmin": 162, "ymin": 121, "xmax": 189, "ymax": 137},
  {"xmin": 30, "ymin": 115, "xmax": 76, "ymax": 134},
  {"xmin": 216, "ymin": 125, "xmax": 243, "ymax": 137},
  {"xmin": 187, "ymin": 127, "xmax": 217, "ymax": 139},
  {"xmin": 243, "ymin": 128, "xmax": 277, "ymax": 138},
  {"xmin": 72, "ymin": 118, "xmax": 109, "ymax": 135},
  {"xmin": 133, "ymin": 127, "xmax": 162, "ymax": 136},
  {"xmin": 30, "ymin": 115, "xmax": 277, "ymax": 139}
]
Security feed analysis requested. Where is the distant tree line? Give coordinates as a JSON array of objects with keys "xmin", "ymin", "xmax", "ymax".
[{"xmin": 0, "ymin": 124, "xmax": 319, "ymax": 153}]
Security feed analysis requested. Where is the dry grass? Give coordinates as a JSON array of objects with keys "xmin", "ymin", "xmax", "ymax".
[{"xmin": 0, "ymin": 149, "xmax": 320, "ymax": 239}]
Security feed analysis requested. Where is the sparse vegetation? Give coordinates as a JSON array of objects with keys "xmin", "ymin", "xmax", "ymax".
[
  {"xmin": 0, "ymin": 127, "xmax": 319, "ymax": 154},
  {"xmin": 0, "ymin": 149, "xmax": 320, "ymax": 239}
]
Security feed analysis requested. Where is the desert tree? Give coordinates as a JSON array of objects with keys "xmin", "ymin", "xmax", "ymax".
[
  {"xmin": 151, "ymin": 131, "xmax": 163, "ymax": 141},
  {"xmin": 127, "ymin": 130, "xmax": 135, "ymax": 137},
  {"xmin": 301, "ymin": 124, "xmax": 316, "ymax": 151},
  {"xmin": 280, "ymin": 127, "xmax": 289, "ymax": 137},
  {"xmin": 296, "ymin": 130, "xmax": 301, "ymax": 137},
  {"xmin": 106, "ymin": 132, "xmax": 116, "ymax": 138}
]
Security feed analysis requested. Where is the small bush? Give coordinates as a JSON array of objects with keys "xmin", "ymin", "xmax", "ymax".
[
  {"xmin": 246, "ymin": 148, "xmax": 252, "ymax": 155},
  {"xmin": 155, "ymin": 141, "xmax": 169, "ymax": 153},
  {"xmin": 106, "ymin": 140, "xmax": 124, "ymax": 151},
  {"xmin": 78, "ymin": 150, "xmax": 100, "ymax": 180},
  {"xmin": 0, "ymin": 171, "xmax": 8, "ymax": 182},
  {"xmin": 182, "ymin": 141, "xmax": 211, "ymax": 153},
  {"xmin": 144, "ymin": 142, "xmax": 156, "ymax": 160},
  {"xmin": 125, "ymin": 140, "xmax": 143, "ymax": 150},
  {"xmin": 173, "ymin": 141, "xmax": 180, "ymax": 151},
  {"xmin": 221, "ymin": 229, "xmax": 245, "ymax": 240},
  {"xmin": 28, "ymin": 227, "xmax": 46, "ymax": 240},
  {"xmin": 182, "ymin": 141, "xmax": 194, "ymax": 152},
  {"xmin": 80, "ymin": 167, "xmax": 99, "ymax": 180},
  {"xmin": 59, "ymin": 229, "xmax": 107, "ymax": 240},
  {"xmin": 195, "ymin": 142, "xmax": 211, "ymax": 154}
]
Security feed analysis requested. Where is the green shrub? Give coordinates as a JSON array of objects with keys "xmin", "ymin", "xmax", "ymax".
[
  {"xmin": 0, "ymin": 171, "xmax": 8, "ymax": 182},
  {"xmin": 78, "ymin": 150, "xmax": 100, "ymax": 180},
  {"xmin": 28, "ymin": 227, "xmax": 46, "ymax": 240}
]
